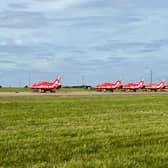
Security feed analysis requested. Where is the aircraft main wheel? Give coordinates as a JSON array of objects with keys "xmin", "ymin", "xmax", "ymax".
[
  {"xmin": 50, "ymin": 90, "xmax": 55, "ymax": 93},
  {"xmin": 39, "ymin": 89, "xmax": 45, "ymax": 93}
]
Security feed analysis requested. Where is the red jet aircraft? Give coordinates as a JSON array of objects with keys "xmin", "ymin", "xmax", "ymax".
[
  {"xmin": 145, "ymin": 81, "xmax": 165, "ymax": 91},
  {"xmin": 163, "ymin": 83, "xmax": 168, "ymax": 90},
  {"xmin": 123, "ymin": 80, "xmax": 145, "ymax": 92},
  {"xmin": 29, "ymin": 77, "xmax": 61, "ymax": 92},
  {"xmin": 92, "ymin": 80, "xmax": 122, "ymax": 92}
]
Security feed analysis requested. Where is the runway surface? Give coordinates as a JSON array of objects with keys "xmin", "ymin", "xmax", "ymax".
[{"xmin": 0, "ymin": 91, "xmax": 168, "ymax": 98}]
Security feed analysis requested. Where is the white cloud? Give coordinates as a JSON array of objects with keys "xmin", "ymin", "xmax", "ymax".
[
  {"xmin": 14, "ymin": 39, "xmax": 23, "ymax": 46},
  {"xmin": 0, "ymin": 41, "xmax": 7, "ymax": 46},
  {"xmin": 25, "ymin": 0, "xmax": 92, "ymax": 12},
  {"xmin": 31, "ymin": 59, "xmax": 52, "ymax": 71}
]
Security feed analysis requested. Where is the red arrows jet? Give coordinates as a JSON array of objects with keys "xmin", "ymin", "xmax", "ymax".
[
  {"xmin": 145, "ymin": 81, "xmax": 165, "ymax": 91},
  {"xmin": 123, "ymin": 80, "xmax": 145, "ymax": 92},
  {"xmin": 29, "ymin": 77, "xmax": 61, "ymax": 92},
  {"xmin": 163, "ymin": 83, "xmax": 168, "ymax": 90},
  {"xmin": 92, "ymin": 80, "xmax": 122, "ymax": 92}
]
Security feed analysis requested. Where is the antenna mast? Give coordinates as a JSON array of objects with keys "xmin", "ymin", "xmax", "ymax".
[{"xmin": 150, "ymin": 70, "xmax": 153, "ymax": 83}]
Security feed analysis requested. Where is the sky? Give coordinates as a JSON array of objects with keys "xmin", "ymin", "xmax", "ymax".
[{"xmin": 0, "ymin": 0, "xmax": 168, "ymax": 86}]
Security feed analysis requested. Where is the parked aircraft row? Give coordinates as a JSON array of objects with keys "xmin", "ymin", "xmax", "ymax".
[
  {"xmin": 28, "ymin": 77, "xmax": 168, "ymax": 93},
  {"xmin": 93, "ymin": 80, "xmax": 167, "ymax": 92}
]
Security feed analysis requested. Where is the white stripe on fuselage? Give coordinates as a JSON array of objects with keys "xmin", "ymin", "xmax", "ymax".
[{"xmin": 33, "ymin": 79, "xmax": 60, "ymax": 89}]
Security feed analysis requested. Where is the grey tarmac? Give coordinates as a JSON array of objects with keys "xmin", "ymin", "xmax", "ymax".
[{"xmin": 0, "ymin": 91, "xmax": 168, "ymax": 98}]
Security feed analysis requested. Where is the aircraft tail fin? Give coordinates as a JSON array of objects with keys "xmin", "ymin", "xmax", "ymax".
[
  {"xmin": 114, "ymin": 80, "xmax": 121, "ymax": 87},
  {"xmin": 115, "ymin": 80, "xmax": 121, "ymax": 84},
  {"xmin": 53, "ymin": 76, "xmax": 61, "ymax": 84},
  {"xmin": 47, "ymin": 77, "xmax": 61, "ymax": 89},
  {"xmin": 138, "ymin": 80, "xmax": 144, "ymax": 87},
  {"xmin": 159, "ymin": 80, "xmax": 165, "ymax": 87}
]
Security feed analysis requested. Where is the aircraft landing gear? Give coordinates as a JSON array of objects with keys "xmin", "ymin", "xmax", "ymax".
[
  {"xmin": 50, "ymin": 90, "xmax": 56, "ymax": 93},
  {"xmin": 39, "ymin": 89, "xmax": 45, "ymax": 93},
  {"xmin": 150, "ymin": 89, "xmax": 157, "ymax": 92}
]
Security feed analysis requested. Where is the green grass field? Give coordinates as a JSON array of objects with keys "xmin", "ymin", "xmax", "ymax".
[{"xmin": 0, "ymin": 96, "xmax": 168, "ymax": 168}]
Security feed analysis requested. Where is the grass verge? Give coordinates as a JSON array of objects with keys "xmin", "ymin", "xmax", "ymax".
[{"xmin": 0, "ymin": 96, "xmax": 168, "ymax": 168}]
